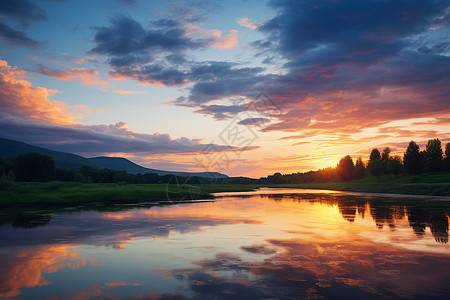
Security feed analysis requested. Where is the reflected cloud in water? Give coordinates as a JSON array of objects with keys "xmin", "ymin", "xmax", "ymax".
[{"xmin": 0, "ymin": 190, "xmax": 449, "ymax": 299}]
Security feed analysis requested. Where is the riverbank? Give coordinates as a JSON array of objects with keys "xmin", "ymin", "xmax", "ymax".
[
  {"xmin": 1, "ymin": 172, "xmax": 448, "ymax": 206},
  {"xmin": 270, "ymin": 172, "xmax": 450, "ymax": 196},
  {"xmin": 0, "ymin": 181, "xmax": 258, "ymax": 206}
]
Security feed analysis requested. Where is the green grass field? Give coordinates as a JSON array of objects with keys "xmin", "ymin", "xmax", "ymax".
[
  {"xmin": 0, "ymin": 181, "xmax": 258, "ymax": 206},
  {"xmin": 1, "ymin": 172, "xmax": 448, "ymax": 207},
  {"xmin": 271, "ymin": 172, "xmax": 450, "ymax": 196}
]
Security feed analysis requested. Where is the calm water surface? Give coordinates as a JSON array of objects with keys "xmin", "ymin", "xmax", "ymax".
[{"xmin": 1, "ymin": 188, "xmax": 449, "ymax": 299}]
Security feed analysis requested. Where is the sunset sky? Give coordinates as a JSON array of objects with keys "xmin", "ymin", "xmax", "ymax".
[{"xmin": 0, "ymin": 0, "xmax": 449, "ymax": 178}]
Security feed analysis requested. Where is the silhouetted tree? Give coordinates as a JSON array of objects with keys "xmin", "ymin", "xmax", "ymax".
[
  {"xmin": 404, "ymin": 141, "xmax": 422, "ymax": 174},
  {"xmin": 381, "ymin": 147, "xmax": 390, "ymax": 174},
  {"xmin": 268, "ymin": 172, "xmax": 285, "ymax": 184},
  {"xmin": 369, "ymin": 148, "xmax": 381, "ymax": 161},
  {"xmin": 55, "ymin": 168, "xmax": 76, "ymax": 182},
  {"xmin": 354, "ymin": 156, "xmax": 365, "ymax": 179},
  {"xmin": 0, "ymin": 157, "xmax": 14, "ymax": 181},
  {"xmin": 444, "ymin": 142, "xmax": 450, "ymax": 171},
  {"xmin": 79, "ymin": 165, "xmax": 99, "ymax": 182},
  {"xmin": 368, "ymin": 148, "xmax": 382, "ymax": 176},
  {"xmin": 423, "ymin": 138, "xmax": 443, "ymax": 172},
  {"xmin": 387, "ymin": 155, "xmax": 402, "ymax": 175},
  {"xmin": 337, "ymin": 155, "xmax": 354, "ymax": 181},
  {"xmin": 14, "ymin": 152, "xmax": 55, "ymax": 182},
  {"xmin": 381, "ymin": 147, "xmax": 390, "ymax": 162}
]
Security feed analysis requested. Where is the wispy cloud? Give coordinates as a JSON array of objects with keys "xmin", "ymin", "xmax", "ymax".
[
  {"xmin": 211, "ymin": 30, "xmax": 238, "ymax": 49},
  {"xmin": 112, "ymin": 89, "xmax": 146, "ymax": 95},
  {"xmin": 237, "ymin": 17, "xmax": 257, "ymax": 30},
  {"xmin": 27, "ymin": 64, "xmax": 109, "ymax": 88}
]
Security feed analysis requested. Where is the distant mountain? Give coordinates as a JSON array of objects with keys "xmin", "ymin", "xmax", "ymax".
[
  {"xmin": 0, "ymin": 138, "xmax": 101, "ymax": 170},
  {"xmin": 0, "ymin": 138, "xmax": 227, "ymax": 178},
  {"xmin": 88, "ymin": 156, "xmax": 227, "ymax": 178}
]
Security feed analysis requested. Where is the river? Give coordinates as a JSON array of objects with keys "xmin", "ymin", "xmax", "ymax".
[{"xmin": 0, "ymin": 188, "xmax": 449, "ymax": 299}]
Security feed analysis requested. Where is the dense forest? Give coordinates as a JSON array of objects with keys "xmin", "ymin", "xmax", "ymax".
[
  {"xmin": 1, "ymin": 138, "xmax": 449, "ymax": 185},
  {"xmin": 266, "ymin": 139, "xmax": 450, "ymax": 184}
]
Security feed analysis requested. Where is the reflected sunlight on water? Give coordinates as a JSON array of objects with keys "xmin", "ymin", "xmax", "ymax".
[{"xmin": 0, "ymin": 189, "xmax": 449, "ymax": 299}]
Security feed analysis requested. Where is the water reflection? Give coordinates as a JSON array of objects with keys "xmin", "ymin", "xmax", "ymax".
[
  {"xmin": 0, "ymin": 190, "xmax": 449, "ymax": 299},
  {"xmin": 261, "ymin": 193, "xmax": 450, "ymax": 244}
]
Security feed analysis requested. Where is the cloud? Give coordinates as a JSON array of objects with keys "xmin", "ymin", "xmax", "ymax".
[
  {"xmin": 90, "ymin": 16, "xmax": 205, "ymax": 57},
  {"xmin": 0, "ymin": 0, "xmax": 47, "ymax": 27},
  {"xmin": 237, "ymin": 118, "xmax": 270, "ymax": 126},
  {"xmin": 0, "ymin": 0, "xmax": 46, "ymax": 48},
  {"xmin": 0, "ymin": 59, "xmax": 76, "ymax": 125},
  {"xmin": 241, "ymin": 244, "xmax": 277, "ymax": 255},
  {"xmin": 175, "ymin": 61, "xmax": 272, "ymax": 105},
  {"xmin": 0, "ymin": 59, "xmax": 255, "ymax": 161},
  {"xmin": 244, "ymin": 0, "xmax": 450, "ymax": 137},
  {"xmin": 185, "ymin": 24, "xmax": 238, "ymax": 49},
  {"xmin": 85, "ymin": 1, "xmax": 449, "ymax": 154},
  {"xmin": 27, "ymin": 64, "xmax": 109, "ymax": 88},
  {"xmin": 112, "ymin": 89, "xmax": 146, "ymax": 95},
  {"xmin": 211, "ymin": 30, "xmax": 238, "ymax": 49},
  {"xmin": 0, "ymin": 119, "xmax": 245, "ymax": 157},
  {"xmin": 193, "ymin": 104, "xmax": 247, "ymax": 120},
  {"xmin": 0, "ymin": 22, "xmax": 43, "ymax": 48},
  {"xmin": 237, "ymin": 17, "xmax": 257, "ymax": 30},
  {"xmin": 90, "ymin": 16, "xmax": 243, "ymax": 87}
]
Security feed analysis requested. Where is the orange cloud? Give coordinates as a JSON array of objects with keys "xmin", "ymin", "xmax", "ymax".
[
  {"xmin": 0, "ymin": 59, "xmax": 81, "ymax": 124},
  {"xmin": 67, "ymin": 68, "xmax": 108, "ymax": 88},
  {"xmin": 184, "ymin": 24, "xmax": 238, "ymax": 49},
  {"xmin": 185, "ymin": 24, "xmax": 221, "ymax": 38},
  {"xmin": 52, "ymin": 100, "xmax": 95, "ymax": 120},
  {"xmin": 0, "ymin": 244, "xmax": 93, "ymax": 298},
  {"xmin": 104, "ymin": 282, "xmax": 141, "ymax": 288},
  {"xmin": 211, "ymin": 30, "xmax": 238, "ymax": 49},
  {"xmin": 237, "ymin": 17, "xmax": 257, "ymax": 29},
  {"xmin": 72, "ymin": 57, "xmax": 97, "ymax": 64},
  {"xmin": 27, "ymin": 64, "xmax": 108, "ymax": 88},
  {"xmin": 112, "ymin": 89, "xmax": 146, "ymax": 95}
]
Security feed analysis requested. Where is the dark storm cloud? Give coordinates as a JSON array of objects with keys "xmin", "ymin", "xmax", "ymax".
[
  {"xmin": 110, "ymin": 62, "xmax": 190, "ymax": 86},
  {"xmin": 0, "ymin": 0, "xmax": 47, "ymax": 27},
  {"xmin": 193, "ymin": 104, "xmax": 247, "ymax": 120},
  {"xmin": 259, "ymin": 0, "xmax": 448, "ymax": 60},
  {"xmin": 90, "ymin": 15, "xmax": 274, "ymax": 92},
  {"xmin": 237, "ymin": 118, "xmax": 270, "ymax": 126},
  {"xmin": 90, "ymin": 16, "xmax": 211, "ymax": 86},
  {"xmin": 182, "ymin": 0, "xmax": 449, "ymax": 130},
  {"xmin": 179, "ymin": 62, "xmax": 272, "ymax": 104},
  {"xmin": 0, "ymin": 0, "xmax": 47, "ymax": 48},
  {"xmin": 0, "ymin": 23, "xmax": 43, "ymax": 48},
  {"xmin": 90, "ymin": 16, "xmax": 205, "ymax": 56},
  {"xmin": 247, "ymin": 0, "xmax": 450, "ymax": 133}
]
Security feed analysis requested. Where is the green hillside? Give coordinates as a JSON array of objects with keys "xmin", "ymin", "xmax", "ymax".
[
  {"xmin": 89, "ymin": 156, "xmax": 227, "ymax": 178},
  {"xmin": 0, "ymin": 138, "xmax": 227, "ymax": 178},
  {"xmin": 0, "ymin": 138, "xmax": 101, "ymax": 170}
]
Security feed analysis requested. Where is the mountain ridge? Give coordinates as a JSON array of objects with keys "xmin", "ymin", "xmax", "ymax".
[{"xmin": 0, "ymin": 138, "xmax": 227, "ymax": 178}]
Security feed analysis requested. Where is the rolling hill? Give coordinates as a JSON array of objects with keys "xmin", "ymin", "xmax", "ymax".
[{"xmin": 0, "ymin": 138, "xmax": 227, "ymax": 178}]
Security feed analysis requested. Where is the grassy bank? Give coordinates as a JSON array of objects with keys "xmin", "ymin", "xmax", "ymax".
[
  {"xmin": 0, "ymin": 181, "xmax": 258, "ymax": 206},
  {"xmin": 271, "ymin": 172, "xmax": 450, "ymax": 196},
  {"xmin": 1, "ymin": 172, "xmax": 448, "ymax": 206}
]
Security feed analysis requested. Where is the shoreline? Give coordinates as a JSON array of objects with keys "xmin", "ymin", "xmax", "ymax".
[{"xmin": 1, "ymin": 176, "xmax": 449, "ymax": 207}]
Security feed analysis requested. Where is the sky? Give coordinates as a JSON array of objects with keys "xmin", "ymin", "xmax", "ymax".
[{"xmin": 0, "ymin": 0, "xmax": 449, "ymax": 178}]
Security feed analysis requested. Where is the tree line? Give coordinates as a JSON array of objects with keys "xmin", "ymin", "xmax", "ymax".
[
  {"xmin": 1, "ymin": 138, "xmax": 448, "ymax": 185},
  {"xmin": 266, "ymin": 138, "xmax": 450, "ymax": 184},
  {"xmin": 0, "ymin": 153, "xmax": 233, "ymax": 184}
]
